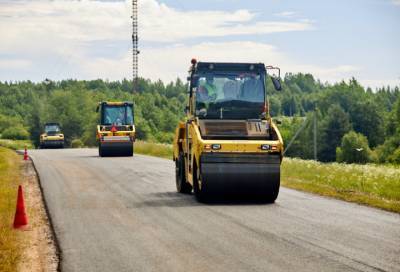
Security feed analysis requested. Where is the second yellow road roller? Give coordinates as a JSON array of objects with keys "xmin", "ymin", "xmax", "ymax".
[{"xmin": 96, "ymin": 101, "xmax": 135, "ymax": 157}]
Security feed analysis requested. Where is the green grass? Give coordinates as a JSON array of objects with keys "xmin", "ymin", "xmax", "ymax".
[
  {"xmin": 134, "ymin": 140, "xmax": 173, "ymax": 159},
  {"xmin": 133, "ymin": 141, "xmax": 400, "ymax": 213},
  {"xmin": 0, "ymin": 139, "xmax": 34, "ymax": 150},
  {"xmin": 282, "ymin": 158, "xmax": 400, "ymax": 213},
  {"xmin": 0, "ymin": 147, "xmax": 22, "ymax": 271}
]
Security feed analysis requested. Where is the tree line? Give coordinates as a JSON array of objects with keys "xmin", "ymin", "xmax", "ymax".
[{"xmin": 0, "ymin": 74, "xmax": 399, "ymax": 164}]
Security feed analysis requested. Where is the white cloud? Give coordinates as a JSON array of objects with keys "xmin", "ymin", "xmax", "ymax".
[
  {"xmin": 274, "ymin": 11, "xmax": 297, "ymax": 18},
  {"xmin": 0, "ymin": 59, "xmax": 32, "ymax": 69},
  {"xmin": 0, "ymin": 0, "xmax": 314, "ymax": 81},
  {"xmin": 140, "ymin": 3, "xmax": 312, "ymax": 42},
  {"xmin": 0, "ymin": 0, "xmax": 313, "ymax": 52},
  {"xmin": 391, "ymin": 0, "xmax": 400, "ymax": 6},
  {"xmin": 85, "ymin": 41, "xmax": 363, "ymax": 86}
]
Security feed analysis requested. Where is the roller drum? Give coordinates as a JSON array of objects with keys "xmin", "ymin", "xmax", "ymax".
[
  {"xmin": 200, "ymin": 153, "xmax": 280, "ymax": 200},
  {"xmin": 99, "ymin": 141, "xmax": 134, "ymax": 157}
]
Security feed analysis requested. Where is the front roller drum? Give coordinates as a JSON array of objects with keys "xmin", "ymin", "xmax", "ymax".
[{"xmin": 195, "ymin": 154, "xmax": 281, "ymax": 202}]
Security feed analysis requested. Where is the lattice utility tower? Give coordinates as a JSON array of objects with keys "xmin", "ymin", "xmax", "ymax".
[{"xmin": 132, "ymin": 0, "xmax": 139, "ymax": 92}]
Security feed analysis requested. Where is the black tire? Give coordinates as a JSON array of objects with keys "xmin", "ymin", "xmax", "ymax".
[
  {"xmin": 193, "ymin": 163, "xmax": 208, "ymax": 202},
  {"xmin": 176, "ymin": 153, "xmax": 192, "ymax": 194}
]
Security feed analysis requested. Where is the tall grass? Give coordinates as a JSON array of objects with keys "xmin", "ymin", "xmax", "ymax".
[
  {"xmin": 133, "ymin": 141, "xmax": 400, "ymax": 213},
  {"xmin": 0, "ymin": 139, "xmax": 34, "ymax": 150},
  {"xmin": 0, "ymin": 147, "xmax": 22, "ymax": 271},
  {"xmin": 134, "ymin": 140, "xmax": 173, "ymax": 159},
  {"xmin": 282, "ymin": 158, "xmax": 400, "ymax": 213}
]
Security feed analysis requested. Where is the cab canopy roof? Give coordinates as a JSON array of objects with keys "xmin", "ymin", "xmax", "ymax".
[
  {"xmin": 195, "ymin": 62, "xmax": 266, "ymax": 74},
  {"xmin": 99, "ymin": 101, "xmax": 133, "ymax": 106},
  {"xmin": 97, "ymin": 101, "xmax": 134, "ymax": 113},
  {"xmin": 44, "ymin": 122, "xmax": 61, "ymax": 127}
]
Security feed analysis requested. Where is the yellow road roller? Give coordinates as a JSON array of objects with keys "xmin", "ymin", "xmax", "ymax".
[
  {"xmin": 173, "ymin": 60, "xmax": 284, "ymax": 202},
  {"xmin": 96, "ymin": 101, "xmax": 135, "ymax": 157},
  {"xmin": 40, "ymin": 123, "xmax": 64, "ymax": 148}
]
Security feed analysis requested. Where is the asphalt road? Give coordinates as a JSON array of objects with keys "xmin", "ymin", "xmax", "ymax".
[{"xmin": 29, "ymin": 148, "xmax": 400, "ymax": 272}]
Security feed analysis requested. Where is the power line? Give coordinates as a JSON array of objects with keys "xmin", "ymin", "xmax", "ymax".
[
  {"xmin": 283, "ymin": 110, "xmax": 319, "ymax": 161},
  {"xmin": 283, "ymin": 117, "xmax": 308, "ymax": 156}
]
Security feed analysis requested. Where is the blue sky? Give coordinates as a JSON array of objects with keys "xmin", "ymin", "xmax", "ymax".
[{"xmin": 0, "ymin": 0, "xmax": 399, "ymax": 88}]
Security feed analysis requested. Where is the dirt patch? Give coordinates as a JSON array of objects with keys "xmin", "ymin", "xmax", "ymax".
[{"xmin": 17, "ymin": 159, "xmax": 59, "ymax": 272}]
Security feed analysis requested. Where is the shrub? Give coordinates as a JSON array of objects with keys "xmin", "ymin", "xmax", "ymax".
[
  {"xmin": 388, "ymin": 148, "xmax": 400, "ymax": 164},
  {"xmin": 1, "ymin": 126, "xmax": 30, "ymax": 140},
  {"xmin": 71, "ymin": 139, "xmax": 84, "ymax": 148},
  {"xmin": 0, "ymin": 114, "xmax": 22, "ymax": 132},
  {"xmin": 336, "ymin": 131, "xmax": 371, "ymax": 164},
  {"xmin": 374, "ymin": 137, "xmax": 400, "ymax": 163}
]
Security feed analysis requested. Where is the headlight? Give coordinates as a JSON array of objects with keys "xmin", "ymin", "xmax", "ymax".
[
  {"xmin": 204, "ymin": 144, "xmax": 221, "ymax": 150},
  {"xmin": 211, "ymin": 144, "xmax": 221, "ymax": 150},
  {"xmin": 261, "ymin": 144, "xmax": 270, "ymax": 150}
]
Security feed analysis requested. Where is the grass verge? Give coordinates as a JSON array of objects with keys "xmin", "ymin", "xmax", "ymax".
[
  {"xmin": 134, "ymin": 141, "xmax": 400, "ymax": 213},
  {"xmin": 135, "ymin": 140, "xmax": 173, "ymax": 159},
  {"xmin": 282, "ymin": 158, "xmax": 400, "ymax": 213},
  {"xmin": 0, "ymin": 147, "xmax": 22, "ymax": 271},
  {"xmin": 0, "ymin": 139, "xmax": 34, "ymax": 150}
]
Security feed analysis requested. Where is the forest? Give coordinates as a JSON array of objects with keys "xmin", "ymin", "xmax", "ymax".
[{"xmin": 0, "ymin": 74, "xmax": 399, "ymax": 164}]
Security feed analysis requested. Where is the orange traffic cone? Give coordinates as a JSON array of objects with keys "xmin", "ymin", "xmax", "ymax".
[
  {"xmin": 23, "ymin": 147, "xmax": 28, "ymax": 161},
  {"xmin": 13, "ymin": 185, "xmax": 28, "ymax": 229}
]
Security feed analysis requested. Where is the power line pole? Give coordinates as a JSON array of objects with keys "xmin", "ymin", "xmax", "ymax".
[
  {"xmin": 283, "ymin": 117, "xmax": 308, "ymax": 156},
  {"xmin": 132, "ymin": 0, "xmax": 139, "ymax": 93},
  {"xmin": 313, "ymin": 107, "xmax": 317, "ymax": 161}
]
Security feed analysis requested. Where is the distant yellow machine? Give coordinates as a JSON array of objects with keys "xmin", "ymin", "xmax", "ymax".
[
  {"xmin": 40, "ymin": 123, "xmax": 64, "ymax": 148},
  {"xmin": 96, "ymin": 101, "xmax": 135, "ymax": 157},
  {"xmin": 173, "ymin": 60, "xmax": 284, "ymax": 202}
]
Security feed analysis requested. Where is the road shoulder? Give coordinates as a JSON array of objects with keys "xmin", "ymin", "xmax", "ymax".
[{"xmin": 18, "ymin": 155, "xmax": 59, "ymax": 271}]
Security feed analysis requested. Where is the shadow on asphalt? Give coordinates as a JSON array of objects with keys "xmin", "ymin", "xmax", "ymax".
[
  {"xmin": 132, "ymin": 191, "xmax": 276, "ymax": 208},
  {"xmin": 79, "ymin": 155, "xmax": 133, "ymax": 158}
]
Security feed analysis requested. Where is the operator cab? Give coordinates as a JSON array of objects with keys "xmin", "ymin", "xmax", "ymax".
[
  {"xmin": 190, "ymin": 62, "xmax": 281, "ymax": 120},
  {"xmin": 188, "ymin": 62, "xmax": 281, "ymax": 140},
  {"xmin": 44, "ymin": 123, "xmax": 62, "ymax": 136},
  {"xmin": 98, "ymin": 102, "xmax": 134, "ymax": 126}
]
